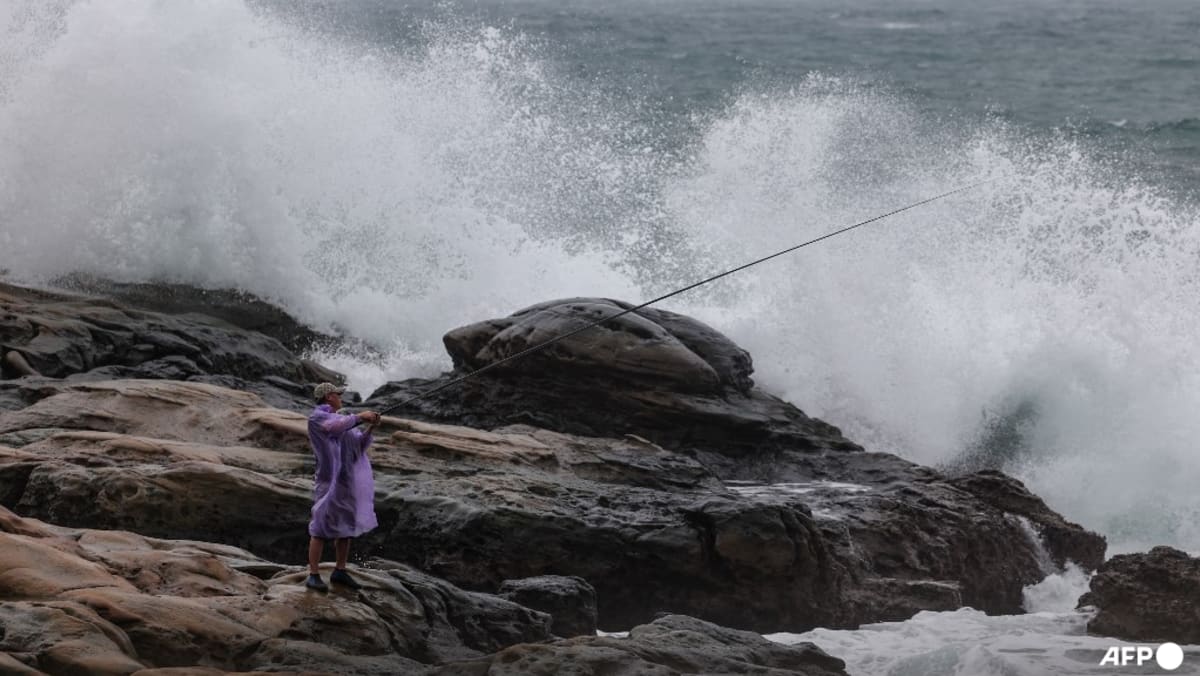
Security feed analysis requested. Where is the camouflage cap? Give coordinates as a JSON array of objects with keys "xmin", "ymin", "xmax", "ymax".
[{"xmin": 313, "ymin": 382, "xmax": 347, "ymax": 402}]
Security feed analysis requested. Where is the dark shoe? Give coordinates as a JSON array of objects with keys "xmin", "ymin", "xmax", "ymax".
[
  {"xmin": 305, "ymin": 574, "xmax": 328, "ymax": 592},
  {"xmin": 330, "ymin": 568, "xmax": 362, "ymax": 590}
]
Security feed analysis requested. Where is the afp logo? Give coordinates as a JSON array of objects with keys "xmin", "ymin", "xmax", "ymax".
[{"xmin": 1099, "ymin": 643, "xmax": 1184, "ymax": 670}]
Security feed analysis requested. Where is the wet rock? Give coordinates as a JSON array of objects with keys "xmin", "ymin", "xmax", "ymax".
[
  {"xmin": 434, "ymin": 614, "xmax": 848, "ymax": 676},
  {"xmin": 371, "ymin": 299, "xmax": 858, "ymax": 458},
  {"xmin": 0, "ymin": 282, "xmax": 336, "ymax": 389},
  {"xmin": 52, "ymin": 274, "xmax": 337, "ymax": 355},
  {"xmin": 444, "ymin": 298, "xmax": 753, "ymax": 393},
  {"xmin": 499, "ymin": 575, "xmax": 598, "ymax": 638},
  {"xmin": 949, "ymin": 469, "xmax": 1106, "ymax": 571},
  {"xmin": 1079, "ymin": 546, "xmax": 1200, "ymax": 643}
]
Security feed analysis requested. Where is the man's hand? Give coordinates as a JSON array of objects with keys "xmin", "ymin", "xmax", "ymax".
[{"xmin": 357, "ymin": 411, "xmax": 381, "ymax": 425}]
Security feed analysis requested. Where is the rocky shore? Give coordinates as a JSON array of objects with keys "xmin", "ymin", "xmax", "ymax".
[{"xmin": 1, "ymin": 280, "xmax": 1178, "ymax": 674}]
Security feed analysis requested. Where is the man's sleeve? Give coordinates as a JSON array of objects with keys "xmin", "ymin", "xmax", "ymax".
[{"xmin": 313, "ymin": 409, "xmax": 360, "ymax": 435}]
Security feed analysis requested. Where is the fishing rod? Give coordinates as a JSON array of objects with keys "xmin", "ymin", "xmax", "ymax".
[{"xmin": 375, "ymin": 178, "xmax": 996, "ymax": 416}]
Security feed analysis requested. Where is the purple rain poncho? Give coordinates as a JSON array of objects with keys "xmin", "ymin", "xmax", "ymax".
[{"xmin": 307, "ymin": 404, "xmax": 378, "ymax": 540}]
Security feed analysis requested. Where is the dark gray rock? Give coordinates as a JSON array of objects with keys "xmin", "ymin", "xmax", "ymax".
[
  {"xmin": 1079, "ymin": 546, "xmax": 1200, "ymax": 643},
  {"xmin": 372, "ymin": 298, "xmax": 857, "ymax": 460},
  {"xmin": 0, "ymin": 282, "xmax": 338, "ymax": 387},
  {"xmin": 369, "ymin": 440, "xmax": 1104, "ymax": 632},
  {"xmin": 52, "ymin": 274, "xmax": 338, "ymax": 355},
  {"xmin": 949, "ymin": 469, "xmax": 1106, "ymax": 571},
  {"xmin": 433, "ymin": 613, "xmax": 849, "ymax": 676},
  {"xmin": 619, "ymin": 614, "xmax": 846, "ymax": 674},
  {"xmin": 370, "ymin": 372, "xmax": 859, "ymax": 458},
  {"xmin": 445, "ymin": 298, "xmax": 753, "ymax": 394},
  {"xmin": 499, "ymin": 575, "xmax": 598, "ymax": 638},
  {"xmin": 363, "ymin": 559, "xmax": 554, "ymax": 658},
  {"xmin": 11, "ymin": 458, "xmax": 315, "ymax": 557}
]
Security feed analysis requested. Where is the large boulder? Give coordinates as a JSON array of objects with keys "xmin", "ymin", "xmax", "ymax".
[
  {"xmin": 1078, "ymin": 546, "xmax": 1200, "ymax": 643},
  {"xmin": 373, "ymin": 298, "xmax": 857, "ymax": 456},
  {"xmin": 498, "ymin": 575, "xmax": 598, "ymax": 638},
  {"xmin": 444, "ymin": 298, "xmax": 754, "ymax": 393}
]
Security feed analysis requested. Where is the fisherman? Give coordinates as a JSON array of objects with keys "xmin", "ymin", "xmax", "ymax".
[{"xmin": 305, "ymin": 382, "xmax": 381, "ymax": 592}]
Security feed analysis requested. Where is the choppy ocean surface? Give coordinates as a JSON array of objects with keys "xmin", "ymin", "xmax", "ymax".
[{"xmin": 2, "ymin": 1, "xmax": 1198, "ymax": 673}]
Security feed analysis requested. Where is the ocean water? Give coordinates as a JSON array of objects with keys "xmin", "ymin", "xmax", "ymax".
[{"xmin": 2, "ymin": 1, "xmax": 1199, "ymax": 671}]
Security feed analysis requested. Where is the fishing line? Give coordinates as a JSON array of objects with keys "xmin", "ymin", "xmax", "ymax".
[{"xmin": 377, "ymin": 178, "xmax": 998, "ymax": 415}]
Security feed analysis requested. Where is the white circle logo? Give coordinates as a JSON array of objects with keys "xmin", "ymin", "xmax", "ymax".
[{"xmin": 1157, "ymin": 643, "xmax": 1184, "ymax": 671}]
